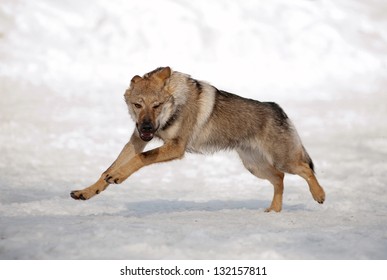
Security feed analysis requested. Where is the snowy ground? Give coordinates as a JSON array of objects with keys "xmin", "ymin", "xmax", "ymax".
[{"xmin": 1, "ymin": 0, "xmax": 387, "ymax": 259}]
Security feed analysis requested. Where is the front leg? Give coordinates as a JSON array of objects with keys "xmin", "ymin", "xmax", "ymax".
[
  {"xmin": 70, "ymin": 177, "xmax": 109, "ymax": 200},
  {"xmin": 70, "ymin": 131, "xmax": 146, "ymax": 200},
  {"xmin": 104, "ymin": 138, "xmax": 186, "ymax": 184}
]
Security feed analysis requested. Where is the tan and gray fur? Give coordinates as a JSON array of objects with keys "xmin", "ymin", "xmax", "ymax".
[{"xmin": 71, "ymin": 67, "xmax": 325, "ymax": 212}]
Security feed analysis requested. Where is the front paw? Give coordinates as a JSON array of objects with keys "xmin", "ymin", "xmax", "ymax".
[
  {"xmin": 104, "ymin": 171, "xmax": 125, "ymax": 184},
  {"xmin": 71, "ymin": 190, "xmax": 89, "ymax": 200}
]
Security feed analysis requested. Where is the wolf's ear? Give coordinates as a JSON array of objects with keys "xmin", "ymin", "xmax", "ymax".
[
  {"xmin": 131, "ymin": 75, "xmax": 142, "ymax": 84},
  {"xmin": 156, "ymin": 67, "xmax": 171, "ymax": 81}
]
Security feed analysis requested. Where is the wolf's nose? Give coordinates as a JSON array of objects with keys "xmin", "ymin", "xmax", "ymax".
[{"xmin": 141, "ymin": 122, "xmax": 154, "ymax": 132}]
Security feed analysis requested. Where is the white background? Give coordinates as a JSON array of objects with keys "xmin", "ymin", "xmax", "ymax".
[{"xmin": 0, "ymin": 0, "xmax": 387, "ymax": 259}]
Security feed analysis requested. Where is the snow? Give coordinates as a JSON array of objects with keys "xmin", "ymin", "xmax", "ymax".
[{"xmin": 1, "ymin": 0, "xmax": 387, "ymax": 259}]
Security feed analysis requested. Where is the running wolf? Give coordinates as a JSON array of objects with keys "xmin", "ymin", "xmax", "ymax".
[{"xmin": 71, "ymin": 67, "xmax": 325, "ymax": 212}]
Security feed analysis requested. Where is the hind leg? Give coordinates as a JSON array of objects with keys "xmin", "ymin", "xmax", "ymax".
[
  {"xmin": 292, "ymin": 162, "xmax": 325, "ymax": 204},
  {"xmin": 238, "ymin": 150, "xmax": 285, "ymax": 212},
  {"xmin": 262, "ymin": 168, "xmax": 284, "ymax": 212}
]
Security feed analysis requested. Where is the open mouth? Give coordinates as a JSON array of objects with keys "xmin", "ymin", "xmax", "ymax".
[
  {"xmin": 137, "ymin": 121, "xmax": 158, "ymax": 142},
  {"xmin": 139, "ymin": 131, "xmax": 154, "ymax": 142}
]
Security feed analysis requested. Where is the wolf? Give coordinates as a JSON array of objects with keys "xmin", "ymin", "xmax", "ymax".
[{"xmin": 71, "ymin": 66, "xmax": 325, "ymax": 212}]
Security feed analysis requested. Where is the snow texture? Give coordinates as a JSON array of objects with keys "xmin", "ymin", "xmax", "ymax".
[{"xmin": 0, "ymin": 0, "xmax": 387, "ymax": 259}]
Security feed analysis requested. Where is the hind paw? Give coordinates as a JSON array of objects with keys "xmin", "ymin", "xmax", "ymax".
[
  {"xmin": 264, "ymin": 205, "xmax": 282, "ymax": 213},
  {"xmin": 312, "ymin": 189, "xmax": 326, "ymax": 204}
]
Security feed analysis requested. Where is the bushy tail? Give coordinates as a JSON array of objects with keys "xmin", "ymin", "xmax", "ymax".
[{"xmin": 303, "ymin": 146, "xmax": 315, "ymax": 173}]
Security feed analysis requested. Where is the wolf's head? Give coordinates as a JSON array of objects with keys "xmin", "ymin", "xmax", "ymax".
[{"xmin": 124, "ymin": 67, "xmax": 173, "ymax": 141}]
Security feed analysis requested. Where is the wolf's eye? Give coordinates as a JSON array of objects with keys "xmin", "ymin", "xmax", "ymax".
[
  {"xmin": 153, "ymin": 103, "xmax": 162, "ymax": 109},
  {"xmin": 133, "ymin": 103, "xmax": 142, "ymax": 109}
]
